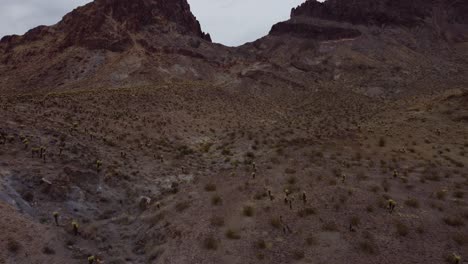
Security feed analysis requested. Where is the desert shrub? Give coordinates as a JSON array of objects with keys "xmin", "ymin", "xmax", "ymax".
[
  {"xmin": 293, "ymin": 250, "xmax": 305, "ymax": 260},
  {"xmin": 7, "ymin": 238, "xmax": 21, "ymax": 253},
  {"xmin": 322, "ymin": 222, "xmax": 338, "ymax": 232},
  {"xmin": 378, "ymin": 137, "xmax": 386, "ymax": 147},
  {"xmin": 297, "ymin": 208, "xmax": 317, "ymax": 218},
  {"xmin": 443, "ymin": 217, "xmax": 465, "ymax": 227},
  {"xmin": 204, "ymin": 183, "xmax": 216, "ymax": 192},
  {"xmin": 203, "ymin": 235, "xmax": 218, "ymax": 250},
  {"xmin": 255, "ymin": 239, "xmax": 266, "ymax": 249},
  {"xmin": 175, "ymin": 201, "xmax": 190, "ymax": 212},
  {"xmin": 436, "ymin": 190, "xmax": 447, "ymax": 200},
  {"xmin": 453, "ymin": 233, "xmax": 468, "ymax": 245},
  {"xmin": 453, "ymin": 191, "xmax": 465, "ymax": 199},
  {"xmin": 350, "ymin": 216, "xmax": 361, "ymax": 227},
  {"xmin": 305, "ymin": 235, "xmax": 317, "ymax": 246},
  {"xmin": 358, "ymin": 240, "xmax": 378, "ymax": 255},
  {"xmin": 225, "ymin": 229, "xmax": 241, "ymax": 240},
  {"xmin": 395, "ymin": 221, "xmax": 409, "ymax": 236},
  {"xmin": 210, "ymin": 216, "xmax": 225, "ymax": 227},
  {"xmin": 405, "ymin": 198, "xmax": 420, "ymax": 208},
  {"xmin": 42, "ymin": 246, "xmax": 55, "ymax": 255},
  {"xmin": 270, "ymin": 217, "xmax": 281, "ymax": 229},
  {"xmin": 243, "ymin": 205, "xmax": 254, "ymax": 217},
  {"xmin": 211, "ymin": 194, "xmax": 222, "ymax": 205}
]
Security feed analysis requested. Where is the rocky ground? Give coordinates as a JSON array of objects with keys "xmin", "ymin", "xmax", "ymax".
[{"xmin": 0, "ymin": 82, "xmax": 466, "ymax": 264}]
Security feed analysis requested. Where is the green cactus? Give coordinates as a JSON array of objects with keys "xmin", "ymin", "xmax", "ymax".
[
  {"xmin": 72, "ymin": 220, "xmax": 79, "ymax": 236},
  {"xmin": 53, "ymin": 212, "xmax": 59, "ymax": 226},
  {"xmin": 96, "ymin": 160, "xmax": 103, "ymax": 171},
  {"xmin": 388, "ymin": 199, "xmax": 397, "ymax": 213}
]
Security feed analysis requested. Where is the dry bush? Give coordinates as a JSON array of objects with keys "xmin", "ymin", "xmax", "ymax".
[
  {"xmin": 405, "ymin": 198, "xmax": 420, "ymax": 208},
  {"xmin": 225, "ymin": 229, "xmax": 241, "ymax": 240},
  {"xmin": 297, "ymin": 208, "xmax": 317, "ymax": 218},
  {"xmin": 394, "ymin": 221, "xmax": 409, "ymax": 236},
  {"xmin": 203, "ymin": 235, "xmax": 218, "ymax": 250},
  {"xmin": 243, "ymin": 205, "xmax": 254, "ymax": 217},
  {"xmin": 210, "ymin": 216, "xmax": 225, "ymax": 227},
  {"xmin": 322, "ymin": 221, "xmax": 338, "ymax": 232},
  {"xmin": 211, "ymin": 194, "xmax": 222, "ymax": 206},
  {"xmin": 7, "ymin": 238, "xmax": 21, "ymax": 253},
  {"xmin": 204, "ymin": 183, "xmax": 216, "ymax": 192},
  {"xmin": 443, "ymin": 216, "xmax": 465, "ymax": 227},
  {"xmin": 270, "ymin": 217, "xmax": 281, "ymax": 229}
]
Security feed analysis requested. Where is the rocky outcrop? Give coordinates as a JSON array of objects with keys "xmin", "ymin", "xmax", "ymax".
[
  {"xmin": 269, "ymin": 22, "xmax": 361, "ymax": 40},
  {"xmin": 290, "ymin": 0, "xmax": 467, "ymax": 27},
  {"xmin": 0, "ymin": 0, "xmax": 211, "ymax": 52}
]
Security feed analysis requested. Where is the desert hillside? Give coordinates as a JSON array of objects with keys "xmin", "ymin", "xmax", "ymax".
[{"xmin": 0, "ymin": 0, "xmax": 467, "ymax": 264}]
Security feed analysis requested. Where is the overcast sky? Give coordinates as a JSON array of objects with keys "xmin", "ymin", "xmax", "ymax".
[{"xmin": 0, "ymin": 0, "xmax": 308, "ymax": 46}]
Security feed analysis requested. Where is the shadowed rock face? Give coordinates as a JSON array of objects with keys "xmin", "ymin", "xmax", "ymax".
[
  {"xmin": 291, "ymin": 0, "xmax": 467, "ymax": 27},
  {"xmin": 270, "ymin": 22, "xmax": 361, "ymax": 40}
]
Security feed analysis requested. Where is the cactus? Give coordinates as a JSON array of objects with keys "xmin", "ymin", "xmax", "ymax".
[
  {"xmin": 96, "ymin": 160, "xmax": 103, "ymax": 171},
  {"xmin": 88, "ymin": 255, "xmax": 96, "ymax": 264},
  {"xmin": 268, "ymin": 189, "xmax": 273, "ymax": 201},
  {"xmin": 393, "ymin": 170, "xmax": 399, "ymax": 178},
  {"xmin": 452, "ymin": 253, "xmax": 461, "ymax": 264},
  {"xmin": 72, "ymin": 220, "xmax": 79, "ymax": 236},
  {"xmin": 39, "ymin": 146, "xmax": 46, "ymax": 158},
  {"xmin": 388, "ymin": 199, "xmax": 397, "ymax": 213},
  {"xmin": 22, "ymin": 138, "xmax": 29, "ymax": 149},
  {"xmin": 53, "ymin": 212, "xmax": 59, "ymax": 226},
  {"xmin": 252, "ymin": 172, "xmax": 256, "ymax": 179}
]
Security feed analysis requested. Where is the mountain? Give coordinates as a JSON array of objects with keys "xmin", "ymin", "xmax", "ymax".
[
  {"xmin": 0, "ymin": 0, "xmax": 467, "ymax": 96},
  {"xmin": 240, "ymin": 0, "xmax": 468, "ymax": 98},
  {"xmin": 0, "ymin": 0, "xmax": 223, "ymax": 93}
]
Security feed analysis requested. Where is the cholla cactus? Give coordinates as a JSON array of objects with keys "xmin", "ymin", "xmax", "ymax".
[
  {"xmin": 39, "ymin": 146, "xmax": 47, "ymax": 158},
  {"xmin": 251, "ymin": 172, "xmax": 256, "ymax": 179},
  {"xmin": 96, "ymin": 160, "xmax": 103, "ymax": 172},
  {"xmin": 284, "ymin": 189, "xmax": 290, "ymax": 197},
  {"xmin": 72, "ymin": 220, "xmax": 79, "ymax": 236},
  {"xmin": 393, "ymin": 170, "xmax": 399, "ymax": 178},
  {"xmin": 388, "ymin": 199, "xmax": 397, "ymax": 213},
  {"xmin": 53, "ymin": 212, "xmax": 59, "ymax": 226},
  {"xmin": 268, "ymin": 189, "xmax": 273, "ymax": 201},
  {"xmin": 22, "ymin": 138, "xmax": 29, "ymax": 149},
  {"xmin": 451, "ymin": 253, "xmax": 461, "ymax": 264},
  {"xmin": 88, "ymin": 255, "xmax": 96, "ymax": 264}
]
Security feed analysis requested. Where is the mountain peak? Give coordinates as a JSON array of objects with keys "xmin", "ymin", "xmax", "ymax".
[{"xmin": 1, "ymin": 0, "xmax": 211, "ymax": 52}]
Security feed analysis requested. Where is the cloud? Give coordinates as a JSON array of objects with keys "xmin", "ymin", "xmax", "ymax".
[{"xmin": 0, "ymin": 0, "xmax": 307, "ymax": 46}]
